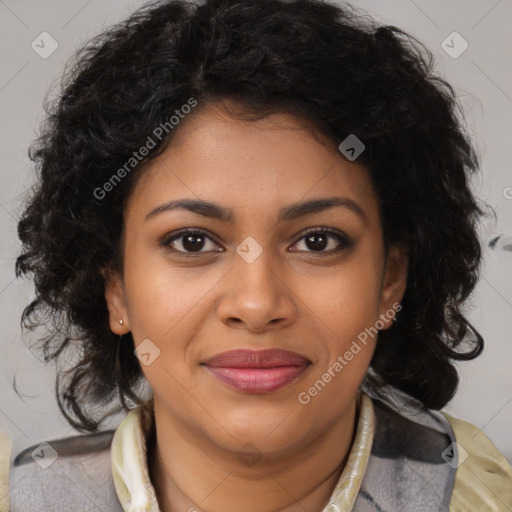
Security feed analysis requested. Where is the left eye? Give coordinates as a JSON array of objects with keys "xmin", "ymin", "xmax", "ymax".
[{"xmin": 291, "ymin": 229, "xmax": 350, "ymax": 253}]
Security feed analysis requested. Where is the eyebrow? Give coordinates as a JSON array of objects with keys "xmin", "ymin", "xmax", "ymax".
[{"xmin": 145, "ymin": 197, "xmax": 367, "ymax": 224}]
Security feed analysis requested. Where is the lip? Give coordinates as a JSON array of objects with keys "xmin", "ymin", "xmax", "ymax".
[{"xmin": 203, "ymin": 349, "xmax": 311, "ymax": 393}]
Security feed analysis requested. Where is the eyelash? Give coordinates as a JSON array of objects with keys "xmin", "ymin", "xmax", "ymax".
[{"xmin": 161, "ymin": 227, "xmax": 352, "ymax": 256}]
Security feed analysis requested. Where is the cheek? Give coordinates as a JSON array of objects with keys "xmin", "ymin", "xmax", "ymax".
[
  {"xmin": 302, "ymin": 247, "xmax": 383, "ymax": 383},
  {"xmin": 122, "ymin": 243, "xmax": 214, "ymax": 339},
  {"xmin": 121, "ymin": 259, "xmax": 212, "ymax": 395},
  {"xmin": 299, "ymin": 280, "xmax": 379, "ymax": 409},
  {"xmin": 307, "ymin": 251, "xmax": 383, "ymax": 333}
]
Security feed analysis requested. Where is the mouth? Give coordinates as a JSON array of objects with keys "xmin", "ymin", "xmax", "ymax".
[{"xmin": 202, "ymin": 348, "xmax": 311, "ymax": 393}]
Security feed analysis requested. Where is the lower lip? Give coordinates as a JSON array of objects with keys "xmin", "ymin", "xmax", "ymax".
[{"xmin": 205, "ymin": 365, "xmax": 309, "ymax": 393}]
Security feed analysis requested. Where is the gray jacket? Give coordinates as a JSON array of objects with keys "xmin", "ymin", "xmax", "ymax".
[{"xmin": 9, "ymin": 397, "xmax": 457, "ymax": 511}]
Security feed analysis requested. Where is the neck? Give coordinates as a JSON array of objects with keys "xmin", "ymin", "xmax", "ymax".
[{"xmin": 149, "ymin": 397, "xmax": 359, "ymax": 512}]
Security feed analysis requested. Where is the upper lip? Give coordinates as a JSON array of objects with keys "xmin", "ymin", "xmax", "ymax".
[{"xmin": 203, "ymin": 349, "xmax": 311, "ymax": 368}]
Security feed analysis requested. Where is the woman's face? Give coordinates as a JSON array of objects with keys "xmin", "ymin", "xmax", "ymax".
[{"xmin": 105, "ymin": 101, "xmax": 407, "ymax": 457}]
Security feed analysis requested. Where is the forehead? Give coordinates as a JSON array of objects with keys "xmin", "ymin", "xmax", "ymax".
[{"xmin": 126, "ymin": 102, "xmax": 380, "ymax": 226}]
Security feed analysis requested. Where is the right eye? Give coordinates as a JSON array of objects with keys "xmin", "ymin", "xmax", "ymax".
[{"xmin": 162, "ymin": 228, "xmax": 224, "ymax": 254}]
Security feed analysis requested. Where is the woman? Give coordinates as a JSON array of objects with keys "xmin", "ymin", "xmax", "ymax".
[{"xmin": 2, "ymin": 0, "xmax": 511, "ymax": 510}]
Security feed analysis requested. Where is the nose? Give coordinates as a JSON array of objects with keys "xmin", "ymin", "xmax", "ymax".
[{"xmin": 217, "ymin": 244, "xmax": 298, "ymax": 333}]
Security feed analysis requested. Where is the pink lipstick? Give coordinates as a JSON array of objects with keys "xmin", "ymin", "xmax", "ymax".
[{"xmin": 203, "ymin": 349, "xmax": 311, "ymax": 393}]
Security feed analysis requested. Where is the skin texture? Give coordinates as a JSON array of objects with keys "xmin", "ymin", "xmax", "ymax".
[{"xmin": 104, "ymin": 101, "xmax": 408, "ymax": 512}]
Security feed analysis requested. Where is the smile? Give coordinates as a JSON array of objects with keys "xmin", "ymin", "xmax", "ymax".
[{"xmin": 202, "ymin": 349, "xmax": 311, "ymax": 393}]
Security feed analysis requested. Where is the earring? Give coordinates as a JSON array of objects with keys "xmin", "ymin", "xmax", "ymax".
[{"xmin": 119, "ymin": 319, "xmax": 124, "ymax": 325}]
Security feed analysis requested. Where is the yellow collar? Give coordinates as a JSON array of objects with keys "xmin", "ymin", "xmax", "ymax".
[{"xmin": 111, "ymin": 392, "xmax": 375, "ymax": 512}]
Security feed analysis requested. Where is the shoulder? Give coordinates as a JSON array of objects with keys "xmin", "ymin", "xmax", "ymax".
[
  {"xmin": 442, "ymin": 412, "xmax": 512, "ymax": 512},
  {"xmin": 6, "ymin": 430, "xmax": 123, "ymax": 512},
  {"xmin": 358, "ymin": 395, "xmax": 457, "ymax": 511}
]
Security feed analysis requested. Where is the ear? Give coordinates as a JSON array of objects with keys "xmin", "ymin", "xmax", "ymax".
[
  {"xmin": 378, "ymin": 244, "xmax": 408, "ymax": 330},
  {"xmin": 103, "ymin": 268, "xmax": 131, "ymax": 335}
]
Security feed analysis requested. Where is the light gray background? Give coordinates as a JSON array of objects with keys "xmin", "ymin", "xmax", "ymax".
[{"xmin": 1, "ymin": 0, "xmax": 511, "ymax": 465}]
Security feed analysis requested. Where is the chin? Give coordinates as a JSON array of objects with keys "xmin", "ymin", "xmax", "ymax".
[{"xmin": 209, "ymin": 407, "xmax": 310, "ymax": 454}]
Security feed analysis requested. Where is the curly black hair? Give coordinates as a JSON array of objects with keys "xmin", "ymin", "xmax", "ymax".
[{"xmin": 16, "ymin": 0, "xmax": 486, "ymax": 432}]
